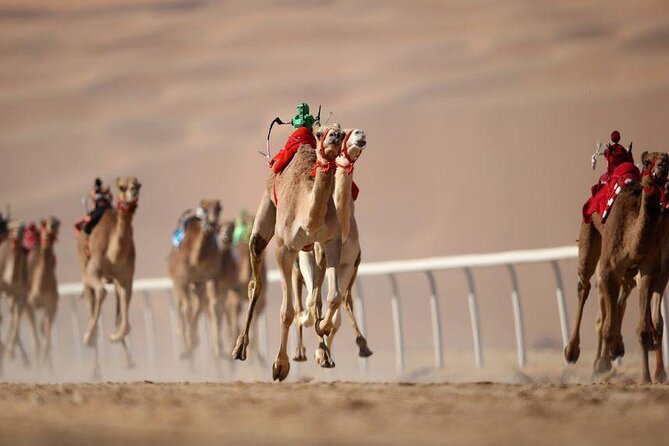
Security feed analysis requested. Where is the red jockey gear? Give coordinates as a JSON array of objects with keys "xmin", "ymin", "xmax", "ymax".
[{"xmin": 270, "ymin": 127, "xmax": 317, "ymax": 174}]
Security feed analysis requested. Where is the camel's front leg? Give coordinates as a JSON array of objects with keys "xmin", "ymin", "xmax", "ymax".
[
  {"xmin": 566, "ymin": 222, "xmax": 600, "ymax": 363},
  {"xmin": 42, "ymin": 306, "xmax": 56, "ymax": 369},
  {"xmin": 273, "ymin": 243, "xmax": 297, "ymax": 381},
  {"xmin": 600, "ymin": 269, "xmax": 624, "ymax": 360},
  {"xmin": 291, "ymin": 260, "xmax": 307, "ymax": 362},
  {"xmin": 206, "ymin": 280, "xmax": 223, "ymax": 359},
  {"xmin": 233, "ymin": 191, "xmax": 275, "ymax": 361},
  {"xmin": 83, "ymin": 286, "xmax": 101, "ymax": 380},
  {"xmin": 651, "ymin": 290, "xmax": 667, "ymax": 382},
  {"xmin": 174, "ymin": 281, "xmax": 193, "ymax": 359},
  {"xmin": 316, "ymin": 238, "xmax": 342, "ymax": 336},
  {"xmin": 23, "ymin": 304, "xmax": 41, "ymax": 364},
  {"xmin": 83, "ymin": 272, "xmax": 107, "ymax": 348},
  {"xmin": 110, "ymin": 279, "xmax": 132, "ymax": 343},
  {"xmin": 0, "ymin": 309, "xmax": 4, "ymax": 376}
]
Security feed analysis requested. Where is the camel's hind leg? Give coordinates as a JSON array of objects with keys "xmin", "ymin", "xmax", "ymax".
[
  {"xmin": 206, "ymin": 280, "xmax": 223, "ymax": 359},
  {"xmin": 272, "ymin": 243, "xmax": 297, "ymax": 381},
  {"xmin": 343, "ymin": 254, "xmax": 372, "ymax": 358},
  {"xmin": 233, "ymin": 191, "xmax": 275, "ymax": 361},
  {"xmin": 291, "ymin": 260, "xmax": 307, "ymax": 362},
  {"xmin": 565, "ymin": 222, "xmax": 601, "ymax": 363}
]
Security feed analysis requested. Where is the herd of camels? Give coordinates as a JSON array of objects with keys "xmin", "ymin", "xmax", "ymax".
[{"xmin": 1, "ymin": 121, "xmax": 669, "ymax": 384}]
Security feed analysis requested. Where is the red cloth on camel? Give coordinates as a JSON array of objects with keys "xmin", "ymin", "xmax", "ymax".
[
  {"xmin": 22, "ymin": 223, "xmax": 40, "ymax": 252},
  {"xmin": 270, "ymin": 127, "xmax": 317, "ymax": 174},
  {"xmin": 601, "ymin": 143, "xmax": 634, "ymax": 182},
  {"xmin": 582, "ymin": 161, "xmax": 640, "ymax": 223}
]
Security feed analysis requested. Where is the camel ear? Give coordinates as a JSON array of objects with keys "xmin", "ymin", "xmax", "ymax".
[
  {"xmin": 641, "ymin": 151, "xmax": 649, "ymax": 162},
  {"xmin": 314, "ymin": 127, "xmax": 323, "ymax": 140}
]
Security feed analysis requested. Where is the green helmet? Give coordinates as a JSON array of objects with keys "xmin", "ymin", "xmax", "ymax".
[
  {"xmin": 291, "ymin": 102, "xmax": 316, "ymax": 129},
  {"xmin": 232, "ymin": 209, "xmax": 250, "ymax": 246}
]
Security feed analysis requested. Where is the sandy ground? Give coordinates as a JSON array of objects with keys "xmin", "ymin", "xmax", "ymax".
[{"xmin": 0, "ymin": 381, "xmax": 668, "ymax": 446}]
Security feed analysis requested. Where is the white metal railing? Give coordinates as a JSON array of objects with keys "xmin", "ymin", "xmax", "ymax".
[{"xmin": 53, "ymin": 245, "xmax": 583, "ymax": 378}]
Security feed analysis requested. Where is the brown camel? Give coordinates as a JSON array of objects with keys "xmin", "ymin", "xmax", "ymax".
[
  {"xmin": 0, "ymin": 222, "xmax": 30, "ymax": 369},
  {"xmin": 293, "ymin": 128, "xmax": 372, "ymax": 361},
  {"xmin": 76, "ymin": 177, "xmax": 141, "ymax": 376},
  {"xmin": 565, "ymin": 152, "xmax": 669, "ymax": 383},
  {"xmin": 26, "ymin": 217, "xmax": 60, "ymax": 367},
  {"xmin": 232, "ymin": 123, "xmax": 346, "ymax": 381},
  {"xmin": 217, "ymin": 220, "xmax": 242, "ymax": 349},
  {"xmin": 168, "ymin": 199, "xmax": 227, "ymax": 359}
]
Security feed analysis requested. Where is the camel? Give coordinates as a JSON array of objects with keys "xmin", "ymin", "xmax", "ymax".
[
  {"xmin": 293, "ymin": 128, "xmax": 373, "ymax": 361},
  {"xmin": 76, "ymin": 177, "xmax": 141, "ymax": 376},
  {"xmin": 216, "ymin": 220, "xmax": 242, "ymax": 348},
  {"xmin": 565, "ymin": 152, "xmax": 669, "ymax": 383},
  {"xmin": 232, "ymin": 123, "xmax": 346, "ymax": 381},
  {"xmin": 168, "ymin": 199, "xmax": 228, "ymax": 359},
  {"xmin": 26, "ymin": 217, "xmax": 60, "ymax": 367},
  {"xmin": 0, "ymin": 221, "xmax": 30, "ymax": 368}
]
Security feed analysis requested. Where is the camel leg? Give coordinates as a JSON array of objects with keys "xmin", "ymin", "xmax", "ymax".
[
  {"xmin": 233, "ymin": 192, "xmax": 275, "ymax": 361},
  {"xmin": 651, "ymin": 292, "xmax": 667, "ymax": 383},
  {"xmin": 109, "ymin": 280, "xmax": 132, "ymax": 343},
  {"xmin": 23, "ymin": 304, "xmax": 41, "ymax": 364},
  {"xmin": 190, "ymin": 283, "xmax": 204, "ymax": 351},
  {"xmin": 342, "ymin": 256, "xmax": 372, "ymax": 357},
  {"xmin": 272, "ymin": 243, "xmax": 297, "ymax": 382},
  {"xmin": 600, "ymin": 267, "xmax": 624, "ymax": 360},
  {"xmin": 291, "ymin": 260, "xmax": 307, "ymax": 362},
  {"xmin": 6, "ymin": 299, "xmax": 30, "ymax": 366},
  {"xmin": 316, "ymin": 237, "xmax": 343, "ymax": 336},
  {"xmin": 207, "ymin": 280, "xmax": 223, "ymax": 359},
  {"xmin": 324, "ymin": 260, "xmax": 356, "ymax": 354},
  {"xmin": 42, "ymin": 306, "xmax": 56, "ymax": 370},
  {"xmin": 0, "ymin": 309, "xmax": 4, "ymax": 375},
  {"xmin": 82, "ymin": 272, "xmax": 107, "ymax": 348},
  {"xmin": 84, "ymin": 287, "xmax": 101, "ymax": 380},
  {"xmin": 638, "ymin": 274, "xmax": 654, "ymax": 383},
  {"xmin": 174, "ymin": 281, "xmax": 193, "ymax": 359},
  {"xmin": 565, "ymin": 222, "xmax": 600, "ymax": 363}
]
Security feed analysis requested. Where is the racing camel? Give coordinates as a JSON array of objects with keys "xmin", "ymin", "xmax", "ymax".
[
  {"xmin": 168, "ymin": 200, "xmax": 227, "ymax": 359},
  {"xmin": 565, "ymin": 152, "xmax": 669, "ymax": 383},
  {"xmin": 293, "ymin": 128, "xmax": 372, "ymax": 361},
  {"xmin": 232, "ymin": 123, "xmax": 346, "ymax": 381},
  {"xmin": 26, "ymin": 217, "xmax": 60, "ymax": 367},
  {"xmin": 76, "ymin": 177, "xmax": 141, "ymax": 377},
  {"xmin": 0, "ymin": 221, "xmax": 29, "ymax": 369}
]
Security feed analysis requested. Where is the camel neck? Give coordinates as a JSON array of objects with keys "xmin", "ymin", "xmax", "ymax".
[
  {"xmin": 334, "ymin": 168, "xmax": 354, "ymax": 241},
  {"xmin": 307, "ymin": 163, "xmax": 337, "ymax": 231},
  {"xmin": 191, "ymin": 223, "xmax": 218, "ymax": 265},
  {"xmin": 633, "ymin": 183, "xmax": 663, "ymax": 259}
]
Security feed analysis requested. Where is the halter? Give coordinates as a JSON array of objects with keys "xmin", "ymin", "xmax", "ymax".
[
  {"xmin": 335, "ymin": 130, "xmax": 360, "ymax": 175},
  {"xmin": 116, "ymin": 198, "xmax": 138, "ymax": 214},
  {"xmin": 311, "ymin": 128, "xmax": 338, "ymax": 175},
  {"xmin": 641, "ymin": 158, "xmax": 668, "ymax": 204}
]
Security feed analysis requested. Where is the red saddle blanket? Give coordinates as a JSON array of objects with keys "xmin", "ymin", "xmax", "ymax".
[
  {"xmin": 270, "ymin": 127, "xmax": 317, "ymax": 174},
  {"xmin": 22, "ymin": 223, "xmax": 40, "ymax": 252},
  {"xmin": 582, "ymin": 162, "xmax": 640, "ymax": 223}
]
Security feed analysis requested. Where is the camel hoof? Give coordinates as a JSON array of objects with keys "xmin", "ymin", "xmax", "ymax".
[
  {"xmin": 655, "ymin": 368, "xmax": 667, "ymax": 384},
  {"xmin": 356, "ymin": 336, "xmax": 373, "ymax": 358},
  {"xmin": 609, "ymin": 339, "xmax": 625, "ymax": 360},
  {"xmin": 564, "ymin": 342, "xmax": 580, "ymax": 363},
  {"xmin": 272, "ymin": 358, "xmax": 290, "ymax": 382},
  {"xmin": 315, "ymin": 344, "xmax": 335, "ymax": 369},
  {"xmin": 593, "ymin": 357, "xmax": 612, "ymax": 376},
  {"xmin": 293, "ymin": 346, "xmax": 307, "ymax": 362},
  {"xmin": 232, "ymin": 335, "xmax": 248, "ymax": 361}
]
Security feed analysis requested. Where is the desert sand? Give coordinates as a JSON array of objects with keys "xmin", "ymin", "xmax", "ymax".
[{"xmin": 2, "ymin": 381, "xmax": 669, "ymax": 446}]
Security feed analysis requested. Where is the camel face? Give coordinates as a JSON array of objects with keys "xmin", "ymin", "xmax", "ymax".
[
  {"xmin": 218, "ymin": 221, "xmax": 234, "ymax": 246},
  {"xmin": 39, "ymin": 216, "xmax": 60, "ymax": 242},
  {"xmin": 315, "ymin": 125, "xmax": 345, "ymax": 160},
  {"xmin": 7, "ymin": 221, "xmax": 25, "ymax": 247},
  {"xmin": 342, "ymin": 128, "xmax": 367, "ymax": 162},
  {"xmin": 641, "ymin": 152, "xmax": 669, "ymax": 184},
  {"xmin": 198, "ymin": 199, "xmax": 222, "ymax": 229},
  {"xmin": 116, "ymin": 177, "xmax": 142, "ymax": 204}
]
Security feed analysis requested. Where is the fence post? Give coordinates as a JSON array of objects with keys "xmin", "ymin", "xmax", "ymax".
[
  {"xmin": 68, "ymin": 296, "xmax": 83, "ymax": 366},
  {"xmin": 143, "ymin": 291, "xmax": 157, "ymax": 370},
  {"xmin": 354, "ymin": 280, "xmax": 369, "ymax": 375},
  {"xmin": 550, "ymin": 261, "xmax": 570, "ymax": 350},
  {"xmin": 506, "ymin": 264, "xmax": 526, "ymax": 368},
  {"xmin": 463, "ymin": 268, "xmax": 483, "ymax": 369},
  {"xmin": 425, "ymin": 271, "xmax": 444, "ymax": 369},
  {"xmin": 388, "ymin": 274, "xmax": 405, "ymax": 376}
]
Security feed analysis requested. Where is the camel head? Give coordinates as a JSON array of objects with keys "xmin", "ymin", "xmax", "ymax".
[
  {"xmin": 116, "ymin": 177, "xmax": 142, "ymax": 207},
  {"xmin": 218, "ymin": 221, "xmax": 235, "ymax": 247},
  {"xmin": 197, "ymin": 199, "xmax": 222, "ymax": 231},
  {"xmin": 641, "ymin": 152, "xmax": 669, "ymax": 186},
  {"xmin": 337, "ymin": 128, "xmax": 367, "ymax": 172},
  {"xmin": 39, "ymin": 216, "xmax": 60, "ymax": 244},
  {"xmin": 314, "ymin": 122, "xmax": 346, "ymax": 162},
  {"xmin": 6, "ymin": 221, "xmax": 25, "ymax": 250}
]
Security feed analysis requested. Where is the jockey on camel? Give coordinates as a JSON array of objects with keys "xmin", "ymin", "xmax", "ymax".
[
  {"xmin": 268, "ymin": 102, "xmax": 318, "ymax": 174},
  {"xmin": 75, "ymin": 177, "xmax": 113, "ymax": 237},
  {"xmin": 583, "ymin": 130, "xmax": 640, "ymax": 223}
]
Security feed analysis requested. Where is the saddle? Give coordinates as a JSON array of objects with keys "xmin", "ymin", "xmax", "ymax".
[{"xmin": 582, "ymin": 162, "xmax": 641, "ymax": 223}]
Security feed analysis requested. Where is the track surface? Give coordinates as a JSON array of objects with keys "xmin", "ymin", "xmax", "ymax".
[{"xmin": 1, "ymin": 382, "xmax": 668, "ymax": 445}]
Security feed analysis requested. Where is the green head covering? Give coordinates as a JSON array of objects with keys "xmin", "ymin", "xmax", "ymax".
[
  {"xmin": 232, "ymin": 209, "xmax": 250, "ymax": 246},
  {"xmin": 291, "ymin": 102, "xmax": 316, "ymax": 130}
]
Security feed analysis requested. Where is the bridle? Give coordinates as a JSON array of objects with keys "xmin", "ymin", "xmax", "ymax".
[
  {"xmin": 335, "ymin": 130, "xmax": 362, "ymax": 175},
  {"xmin": 116, "ymin": 197, "xmax": 138, "ymax": 214},
  {"xmin": 642, "ymin": 158, "xmax": 668, "ymax": 202},
  {"xmin": 312, "ymin": 128, "xmax": 339, "ymax": 174}
]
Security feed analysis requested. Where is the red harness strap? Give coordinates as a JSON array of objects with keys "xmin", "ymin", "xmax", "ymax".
[
  {"xmin": 116, "ymin": 198, "xmax": 138, "ymax": 214},
  {"xmin": 335, "ymin": 130, "xmax": 356, "ymax": 175},
  {"xmin": 642, "ymin": 160, "xmax": 668, "ymax": 206}
]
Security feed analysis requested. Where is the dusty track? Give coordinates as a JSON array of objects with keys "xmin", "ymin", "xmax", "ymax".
[{"xmin": 0, "ymin": 382, "xmax": 668, "ymax": 445}]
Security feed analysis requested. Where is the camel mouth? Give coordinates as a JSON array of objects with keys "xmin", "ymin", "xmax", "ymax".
[{"xmin": 356, "ymin": 139, "xmax": 367, "ymax": 149}]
